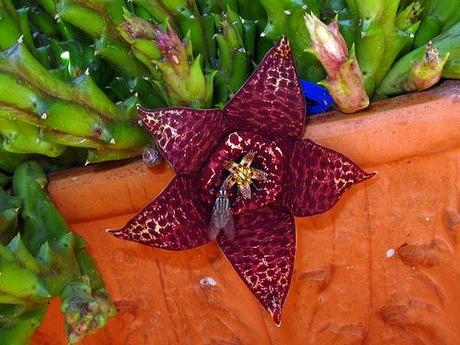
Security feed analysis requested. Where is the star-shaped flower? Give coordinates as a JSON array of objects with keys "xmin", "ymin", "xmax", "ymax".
[{"xmin": 109, "ymin": 37, "xmax": 374, "ymax": 325}]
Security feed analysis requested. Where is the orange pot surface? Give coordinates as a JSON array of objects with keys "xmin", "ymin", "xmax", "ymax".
[{"xmin": 32, "ymin": 82, "xmax": 460, "ymax": 345}]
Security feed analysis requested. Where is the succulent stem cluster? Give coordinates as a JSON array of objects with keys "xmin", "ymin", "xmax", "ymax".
[{"xmin": 0, "ymin": 162, "xmax": 115, "ymax": 344}]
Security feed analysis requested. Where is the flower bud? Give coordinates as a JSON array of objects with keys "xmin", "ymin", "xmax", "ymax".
[
  {"xmin": 304, "ymin": 13, "xmax": 347, "ymax": 76},
  {"xmin": 151, "ymin": 26, "xmax": 214, "ymax": 107},
  {"xmin": 405, "ymin": 42, "xmax": 449, "ymax": 92},
  {"xmin": 305, "ymin": 13, "xmax": 369, "ymax": 113},
  {"xmin": 153, "ymin": 25, "xmax": 189, "ymax": 74},
  {"xmin": 119, "ymin": 12, "xmax": 214, "ymax": 108}
]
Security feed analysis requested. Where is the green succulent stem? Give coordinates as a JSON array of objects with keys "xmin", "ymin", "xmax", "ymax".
[
  {"xmin": 214, "ymin": 9, "xmax": 249, "ymax": 104},
  {"xmin": 6, "ymin": 161, "xmax": 116, "ymax": 343},
  {"xmin": 0, "ymin": 41, "xmax": 151, "ymax": 162}
]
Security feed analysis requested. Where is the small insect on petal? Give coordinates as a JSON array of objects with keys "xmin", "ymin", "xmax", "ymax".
[{"xmin": 209, "ymin": 186, "xmax": 235, "ymax": 240}]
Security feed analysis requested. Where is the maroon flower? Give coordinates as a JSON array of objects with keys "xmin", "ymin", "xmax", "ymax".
[{"xmin": 109, "ymin": 37, "xmax": 374, "ymax": 325}]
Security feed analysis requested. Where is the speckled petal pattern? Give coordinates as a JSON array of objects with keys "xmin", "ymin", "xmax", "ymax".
[
  {"xmin": 109, "ymin": 175, "xmax": 211, "ymax": 250},
  {"xmin": 279, "ymin": 139, "xmax": 375, "ymax": 216},
  {"xmin": 224, "ymin": 37, "xmax": 305, "ymax": 139},
  {"xmin": 217, "ymin": 206, "xmax": 295, "ymax": 325},
  {"xmin": 138, "ymin": 106, "xmax": 229, "ymax": 175},
  {"xmin": 200, "ymin": 131, "xmax": 284, "ymax": 214}
]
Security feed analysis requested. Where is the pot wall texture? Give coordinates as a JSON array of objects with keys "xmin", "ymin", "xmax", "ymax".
[{"xmin": 32, "ymin": 81, "xmax": 460, "ymax": 345}]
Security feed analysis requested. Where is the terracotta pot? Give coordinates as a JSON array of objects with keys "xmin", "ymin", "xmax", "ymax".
[{"xmin": 32, "ymin": 81, "xmax": 460, "ymax": 345}]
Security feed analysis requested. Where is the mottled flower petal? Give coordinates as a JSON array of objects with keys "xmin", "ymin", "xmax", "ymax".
[
  {"xmin": 280, "ymin": 139, "xmax": 375, "ymax": 216},
  {"xmin": 201, "ymin": 131, "xmax": 284, "ymax": 214},
  {"xmin": 217, "ymin": 206, "xmax": 295, "ymax": 325},
  {"xmin": 109, "ymin": 175, "xmax": 211, "ymax": 250},
  {"xmin": 138, "ymin": 106, "xmax": 228, "ymax": 174},
  {"xmin": 224, "ymin": 37, "xmax": 305, "ymax": 139}
]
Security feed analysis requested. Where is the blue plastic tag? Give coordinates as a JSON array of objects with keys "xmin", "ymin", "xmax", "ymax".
[{"xmin": 301, "ymin": 80, "xmax": 334, "ymax": 115}]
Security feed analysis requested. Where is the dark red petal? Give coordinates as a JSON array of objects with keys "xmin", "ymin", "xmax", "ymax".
[
  {"xmin": 138, "ymin": 106, "xmax": 229, "ymax": 174},
  {"xmin": 200, "ymin": 131, "xmax": 284, "ymax": 214},
  {"xmin": 224, "ymin": 37, "xmax": 305, "ymax": 139},
  {"xmin": 217, "ymin": 206, "xmax": 295, "ymax": 325},
  {"xmin": 280, "ymin": 139, "xmax": 375, "ymax": 217},
  {"xmin": 108, "ymin": 175, "xmax": 211, "ymax": 250}
]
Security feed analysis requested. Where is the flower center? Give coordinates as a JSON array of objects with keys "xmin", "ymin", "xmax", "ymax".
[
  {"xmin": 200, "ymin": 131, "xmax": 284, "ymax": 215},
  {"xmin": 235, "ymin": 166, "xmax": 253, "ymax": 185},
  {"xmin": 222, "ymin": 151, "xmax": 268, "ymax": 200}
]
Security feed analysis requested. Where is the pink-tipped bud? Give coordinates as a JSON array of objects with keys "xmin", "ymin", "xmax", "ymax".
[
  {"xmin": 150, "ymin": 26, "xmax": 213, "ymax": 107},
  {"xmin": 305, "ymin": 13, "xmax": 369, "ymax": 113},
  {"xmin": 405, "ymin": 42, "xmax": 449, "ymax": 91},
  {"xmin": 153, "ymin": 25, "xmax": 188, "ymax": 69},
  {"xmin": 119, "ymin": 14, "xmax": 212, "ymax": 107},
  {"xmin": 304, "ymin": 13, "xmax": 348, "ymax": 76}
]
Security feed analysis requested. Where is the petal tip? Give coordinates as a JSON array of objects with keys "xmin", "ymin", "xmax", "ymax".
[
  {"xmin": 106, "ymin": 228, "xmax": 124, "ymax": 238},
  {"xmin": 369, "ymin": 171, "xmax": 378, "ymax": 178},
  {"xmin": 136, "ymin": 105, "xmax": 152, "ymax": 121},
  {"xmin": 136, "ymin": 106, "xmax": 156, "ymax": 129},
  {"xmin": 360, "ymin": 170, "xmax": 378, "ymax": 182},
  {"xmin": 274, "ymin": 36, "xmax": 292, "ymax": 59},
  {"xmin": 278, "ymin": 35, "xmax": 289, "ymax": 45},
  {"xmin": 136, "ymin": 104, "xmax": 149, "ymax": 113},
  {"xmin": 218, "ymin": 207, "xmax": 294, "ymax": 328},
  {"xmin": 269, "ymin": 304, "xmax": 283, "ymax": 326}
]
